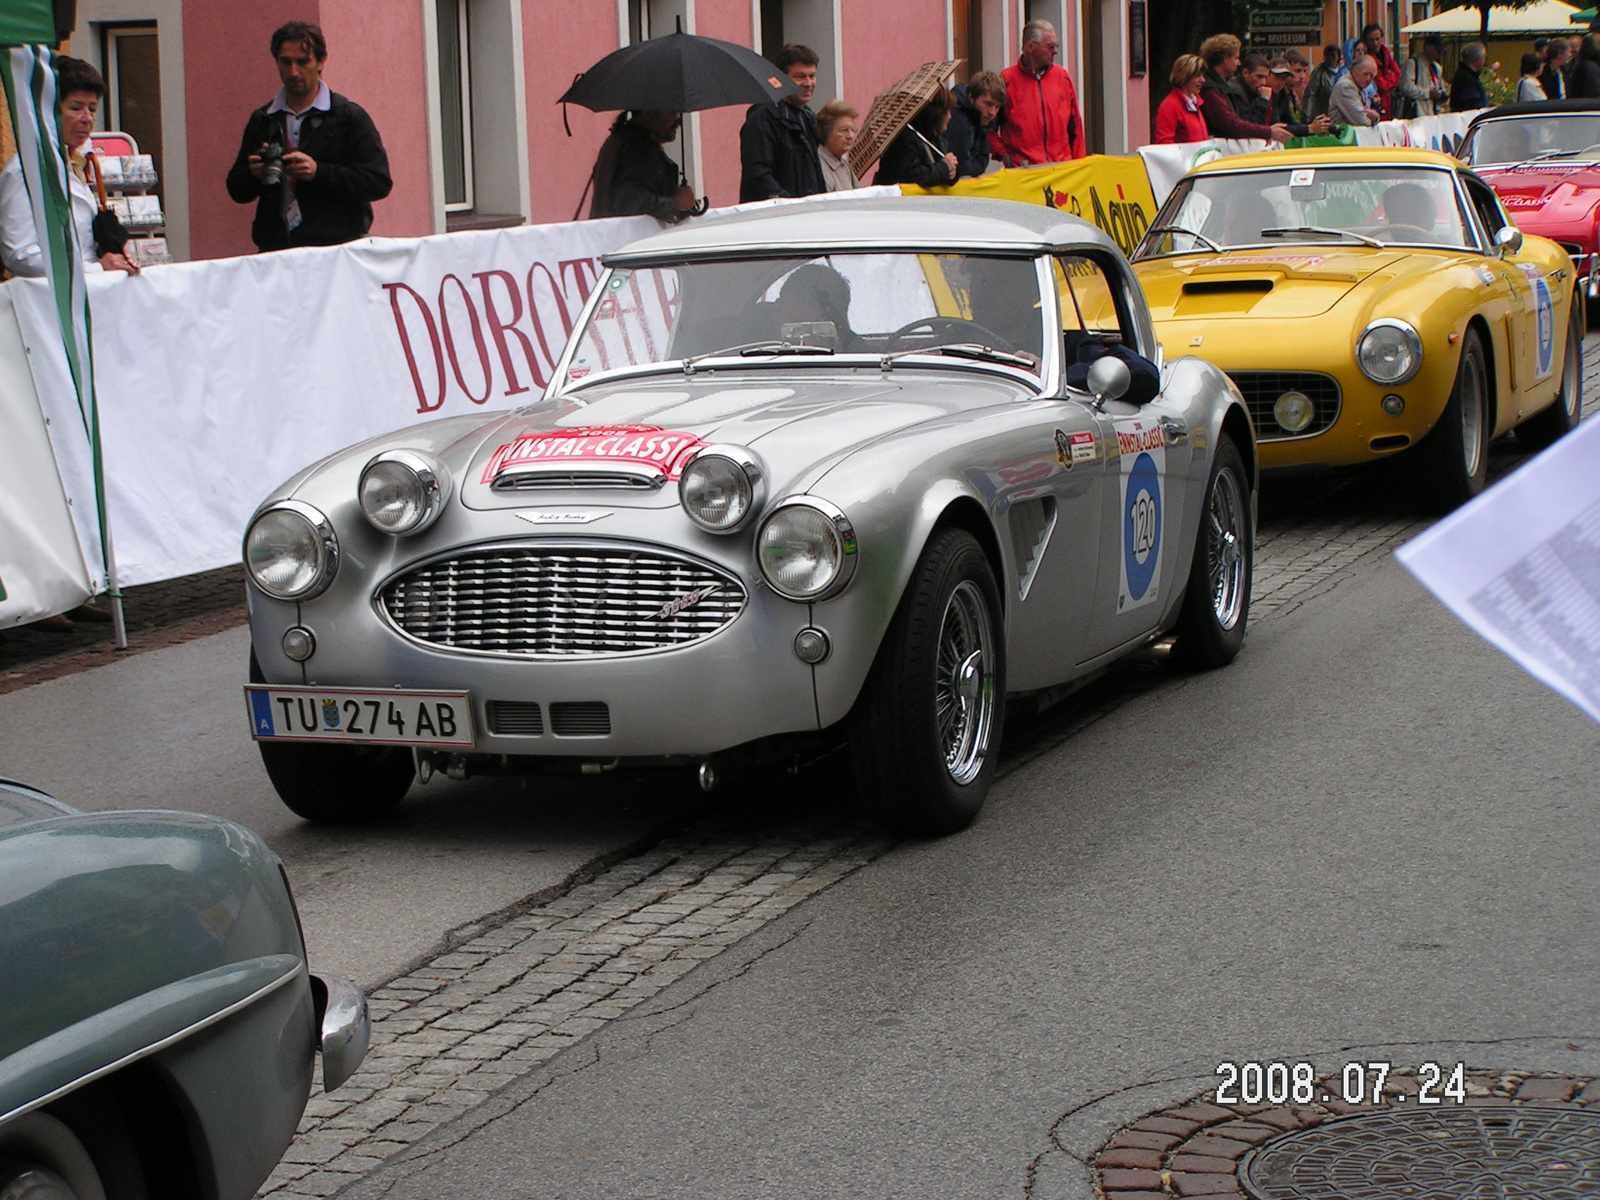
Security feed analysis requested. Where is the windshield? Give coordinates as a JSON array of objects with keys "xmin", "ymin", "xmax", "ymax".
[
  {"xmin": 1464, "ymin": 114, "xmax": 1600, "ymax": 167},
  {"xmin": 1136, "ymin": 166, "xmax": 1470, "ymax": 257},
  {"xmin": 564, "ymin": 253, "xmax": 1046, "ymax": 383}
]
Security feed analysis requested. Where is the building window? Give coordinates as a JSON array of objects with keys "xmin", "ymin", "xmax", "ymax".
[
  {"xmin": 436, "ymin": 0, "xmax": 473, "ymax": 212},
  {"xmin": 100, "ymin": 23, "xmax": 163, "ymax": 201},
  {"xmin": 952, "ymin": 0, "xmax": 983, "ymax": 74}
]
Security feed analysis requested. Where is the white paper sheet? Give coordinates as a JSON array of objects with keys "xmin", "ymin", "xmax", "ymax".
[{"xmin": 1396, "ymin": 415, "xmax": 1600, "ymax": 725}]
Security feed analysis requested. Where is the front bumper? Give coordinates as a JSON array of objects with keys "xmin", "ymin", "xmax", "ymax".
[{"xmin": 248, "ymin": 533, "xmax": 825, "ymax": 759}]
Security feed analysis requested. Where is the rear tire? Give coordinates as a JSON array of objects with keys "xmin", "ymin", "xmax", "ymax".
[
  {"xmin": 1516, "ymin": 299, "xmax": 1582, "ymax": 452},
  {"xmin": 250, "ymin": 651, "xmax": 413, "ymax": 823},
  {"xmin": 1421, "ymin": 328, "xmax": 1489, "ymax": 510},
  {"xmin": 1171, "ymin": 435, "xmax": 1252, "ymax": 670},
  {"xmin": 851, "ymin": 529, "xmax": 1005, "ymax": 837}
]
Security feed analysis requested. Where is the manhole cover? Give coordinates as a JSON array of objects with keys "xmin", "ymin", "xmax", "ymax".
[{"xmin": 1240, "ymin": 1106, "xmax": 1600, "ymax": 1200}]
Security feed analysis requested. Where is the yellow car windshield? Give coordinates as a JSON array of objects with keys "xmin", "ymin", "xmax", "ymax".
[{"xmin": 1140, "ymin": 166, "xmax": 1469, "ymax": 256}]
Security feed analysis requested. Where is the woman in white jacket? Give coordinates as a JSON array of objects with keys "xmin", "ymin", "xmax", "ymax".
[{"xmin": 0, "ymin": 56, "xmax": 139, "ymax": 278}]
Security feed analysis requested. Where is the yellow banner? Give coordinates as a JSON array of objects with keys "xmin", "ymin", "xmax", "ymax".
[{"xmin": 901, "ymin": 156, "xmax": 1157, "ymax": 260}]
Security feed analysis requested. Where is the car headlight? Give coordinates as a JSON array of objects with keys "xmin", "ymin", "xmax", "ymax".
[
  {"xmin": 679, "ymin": 446, "xmax": 765, "ymax": 533},
  {"xmin": 359, "ymin": 450, "xmax": 450, "ymax": 536},
  {"xmin": 1356, "ymin": 319, "xmax": 1422, "ymax": 385},
  {"xmin": 757, "ymin": 499, "xmax": 857, "ymax": 601},
  {"xmin": 245, "ymin": 500, "xmax": 339, "ymax": 600}
]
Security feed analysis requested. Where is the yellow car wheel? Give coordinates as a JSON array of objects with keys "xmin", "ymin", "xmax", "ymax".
[{"xmin": 1421, "ymin": 329, "xmax": 1489, "ymax": 511}]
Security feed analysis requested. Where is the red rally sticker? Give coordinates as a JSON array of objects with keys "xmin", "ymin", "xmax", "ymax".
[{"xmin": 482, "ymin": 425, "xmax": 706, "ymax": 483}]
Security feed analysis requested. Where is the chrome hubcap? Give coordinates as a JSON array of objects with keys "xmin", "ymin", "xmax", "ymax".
[
  {"xmin": 1561, "ymin": 319, "xmax": 1580, "ymax": 419},
  {"xmin": 1208, "ymin": 468, "xmax": 1247, "ymax": 630},
  {"xmin": 1460, "ymin": 350, "xmax": 1485, "ymax": 477},
  {"xmin": 935, "ymin": 580, "xmax": 995, "ymax": 785}
]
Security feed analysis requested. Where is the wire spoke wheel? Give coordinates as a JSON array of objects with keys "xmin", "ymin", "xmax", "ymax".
[
  {"xmin": 934, "ymin": 580, "xmax": 995, "ymax": 785},
  {"xmin": 1207, "ymin": 466, "xmax": 1247, "ymax": 631}
]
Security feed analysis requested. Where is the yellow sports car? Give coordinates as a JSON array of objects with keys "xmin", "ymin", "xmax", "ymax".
[{"xmin": 1131, "ymin": 148, "xmax": 1582, "ymax": 506}]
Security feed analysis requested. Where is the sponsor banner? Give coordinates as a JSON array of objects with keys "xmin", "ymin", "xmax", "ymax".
[
  {"xmin": 1114, "ymin": 417, "xmax": 1166, "ymax": 613},
  {"xmin": 1137, "ymin": 140, "xmax": 1276, "ymax": 205},
  {"xmin": 902, "ymin": 157, "xmax": 1159, "ymax": 259},
  {"xmin": 481, "ymin": 425, "xmax": 705, "ymax": 483}
]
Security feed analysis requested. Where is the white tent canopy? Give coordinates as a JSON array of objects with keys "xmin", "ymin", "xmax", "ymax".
[{"xmin": 1402, "ymin": 0, "xmax": 1583, "ymax": 34}]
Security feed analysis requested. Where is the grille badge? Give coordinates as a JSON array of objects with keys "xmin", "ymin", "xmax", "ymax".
[
  {"xmin": 514, "ymin": 510, "xmax": 614, "ymax": 525},
  {"xmin": 648, "ymin": 584, "xmax": 719, "ymax": 621}
]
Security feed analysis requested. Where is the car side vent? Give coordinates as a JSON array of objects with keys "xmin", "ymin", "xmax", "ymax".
[
  {"xmin": 1181, "ymin": 279, "xmax": 1274, "ymax": 295},
  {"xmin": 550, "ymin": 702, "xmax": 611, "ymax": 737},
  {"xmin": 486, "ymin": 701, "xmax": 543, "ymax": 736},
  {"xmin": 1008, "ymin": 496, "xmax": 1058, "ymax": 601}
]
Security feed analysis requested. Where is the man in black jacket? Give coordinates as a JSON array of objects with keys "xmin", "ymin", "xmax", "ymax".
[
  {"xmin": 226, "ymin": 22, "xmax": 391, "ymax": 252},
  {"xmin": 588, "ymin": 111, "xmax": 697, "ymax": 222},
  {"xmin": 739, "ymin": 43, "xmax": 826, "ymax": 202}
]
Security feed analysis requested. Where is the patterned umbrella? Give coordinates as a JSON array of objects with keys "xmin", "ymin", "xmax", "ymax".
[{"xmin": 848, "ymin": 59, "xmax": 963, "ymax": 180}]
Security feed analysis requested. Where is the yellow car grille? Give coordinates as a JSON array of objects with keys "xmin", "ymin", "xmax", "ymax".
[{"xmin": 1226, "ymin": 371, "xmax": 1342, "ymax": 442}]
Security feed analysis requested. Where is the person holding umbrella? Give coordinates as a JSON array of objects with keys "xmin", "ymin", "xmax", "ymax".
[
  {"xmin": 588, "ymin": 110, "xmax": 698, "ymax": 221},
  {"xmin": 559, "ymin": 28, "xmax": 797, "ymax": 217},
  {"xmin": 873, "ymin": 88, "xmax": 959, "ymax": 187}
]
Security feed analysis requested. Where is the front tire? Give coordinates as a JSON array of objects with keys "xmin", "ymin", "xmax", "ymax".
[
  {"xmin": 1171, "ymin": 435, "xmax": 1252, "ymax": 670},
  {"xmin": 1516, "ymin": 299, "xmax": 1582, "ymax": 452},
  {"xmin": 1421, "ymin": 328, "xmax": 1489, "ymax": 510},
  {"xmin": 250, "ymin": 651, "xmax": 414, "ymax": 822},
  {"xmin": 851, "ymin": 529, "xmax": 1005, "ymax": 837},
  {"xmin": 0, "ymin": 1115, "xmax": 106, "ymax": 1200}
]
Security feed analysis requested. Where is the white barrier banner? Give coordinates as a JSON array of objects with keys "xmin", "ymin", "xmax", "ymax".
[
  {"xmin": 0, "ymin": 287, "xmax": 93, "ymax": 625},
  {"xmin": 1137, "ymin": 139, "xmax": 1275, "ymax": 206},
  {"xmin": 8, "ymin": 187, "xmax": 901, "ymax": 591}
]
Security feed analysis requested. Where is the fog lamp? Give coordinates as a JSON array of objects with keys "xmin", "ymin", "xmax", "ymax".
[
  {"xmin": 794, "ymin": 627, "xmax": 831, "ymax": 664},
  {"xmin": 282, "ymin": 626, "xmax": 316, "ymax": 662},
  {"xmin": 1273, "ymin": 391, "xmax": 1314, "ymax": 433},
  {"xmin": 1382, "ymin": 394, "xmax": 1406, "ymax": 416}
]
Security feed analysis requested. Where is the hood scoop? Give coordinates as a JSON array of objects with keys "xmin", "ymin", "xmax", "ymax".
[
  {"xmin": 491, "ymin": 463, "xmax": 666, "ymax": 492},
  {"xmin": 1181, "ymin": 279, "xmax": 1275, "ymax": 295}
]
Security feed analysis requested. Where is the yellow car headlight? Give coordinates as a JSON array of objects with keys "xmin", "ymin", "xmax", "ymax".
[{"xmin": 1356, "ymin": 319, "xmax": 1422, "ymax": 385}]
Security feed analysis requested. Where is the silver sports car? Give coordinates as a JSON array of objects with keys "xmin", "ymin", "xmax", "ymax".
[{"xmin": 243, "ymin": 198, "xmax": 1255, "ymax": 835}]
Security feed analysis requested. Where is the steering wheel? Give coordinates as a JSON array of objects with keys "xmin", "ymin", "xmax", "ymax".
[
  {"xmin": 1375, "ymin": 224, "xmax": 1434, "ymax": 243},
  {"xmin": 886, "ymin": 316, "xmax": 1017, "ymax": 354}
]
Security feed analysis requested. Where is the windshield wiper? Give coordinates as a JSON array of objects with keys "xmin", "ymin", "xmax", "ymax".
[
  {"xmin": 1526, "ymin": 148, "xmax": 1581, "ymax": 162},
  {"xmin": 1145, "ymin": 224, "xmax": 1221, "ymax": 251},
  {"xmin": 683, "ymin": 340, "xmax": 835, "ymax": 373},
  {"xmin": 880, "ymin": 342, "xmax": 1036, "ymax": 370},
  {"xmin": 1260, "ymin": 225, "xmax": 1382, "ymax": 248}
]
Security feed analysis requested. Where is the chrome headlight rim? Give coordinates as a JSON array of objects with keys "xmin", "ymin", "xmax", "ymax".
[
  {"xmin": 358, "ymin": 449, "xmax": 451, "ymax": 536},
  {"xmin": 1356, "ymin": 318, "xmax": 1423, "ymax": 385},
  {"xmin": 678, "ymin": 444, "xmax": 766, "ymax": 534},
  {"xmin": 755, "ymin": 496, "xmax": 858, "ymax": 602},
  {"xmin": 243, "ymin": 499, "xmax": 339, "ymax": 602}
]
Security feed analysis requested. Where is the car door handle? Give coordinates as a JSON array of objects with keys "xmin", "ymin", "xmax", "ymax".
[{"xmin": 1158, "ymin": 416, "xmax": 1187, "ymax": 445}]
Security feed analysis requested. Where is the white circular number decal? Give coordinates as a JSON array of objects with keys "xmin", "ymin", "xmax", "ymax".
[{"xmin": 1130, "ymin": 490, "xmax": 1158, "ymax": 563}]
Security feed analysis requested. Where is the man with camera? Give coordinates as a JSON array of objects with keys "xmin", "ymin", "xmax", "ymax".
[{"xmin": 226, "ymin": 21, "xmax": 391, "ymax": 252}]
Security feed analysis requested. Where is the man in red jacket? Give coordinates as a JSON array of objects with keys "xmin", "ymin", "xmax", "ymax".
[{"xmin": 997, "ymin": 20, "xmax": 1086, "ymax": 166}]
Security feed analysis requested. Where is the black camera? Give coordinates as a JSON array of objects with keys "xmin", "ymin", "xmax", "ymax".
[{"xmin": 260, "ymin": 140, "xmax": 285, "ymax": 187}]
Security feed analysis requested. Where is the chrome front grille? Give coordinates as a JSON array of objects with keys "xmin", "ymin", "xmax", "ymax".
[
  {"xmin": 380, "ymin": 544, "xmax": 746, "ymax": 658},
  {"xmin": 1226, "ymin": 371, "xmax": 1342, "ymax": 441}
]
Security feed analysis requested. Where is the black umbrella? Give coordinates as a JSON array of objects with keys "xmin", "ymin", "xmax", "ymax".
[{"xmin": 559, "ymin": 30, "xmax": 797, "ymax": 114}]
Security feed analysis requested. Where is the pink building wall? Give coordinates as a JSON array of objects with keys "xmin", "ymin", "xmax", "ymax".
[{"xmin": 526, "ymin": 0, "xmax": 623, "ymax": 226}]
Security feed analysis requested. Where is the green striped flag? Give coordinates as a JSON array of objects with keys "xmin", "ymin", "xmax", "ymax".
[{"xmin": 2, "ymin": 43, "xmax": 125, "ymax": 642}]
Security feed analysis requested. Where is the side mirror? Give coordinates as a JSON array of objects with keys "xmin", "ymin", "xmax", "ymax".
[
  {"xmin": 1494, "ymin": 226, "xmax": 1523, "ymax": 256},
  {"xmin": 1087, "ymin": 356, "xmax": 1131, "ymax": 406}
]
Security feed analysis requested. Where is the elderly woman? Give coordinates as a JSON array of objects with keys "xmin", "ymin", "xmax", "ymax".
[
  {"xmin": 0, "ymin": 56, "xmax": 139, "ymax": 278},
  {"xmin": 1155, "ymin": 54, "xmax": 1208, "ymax": 143},
  {"xmin": 816, "ymin": 100, "xmax": 859, "ymax": 191}
]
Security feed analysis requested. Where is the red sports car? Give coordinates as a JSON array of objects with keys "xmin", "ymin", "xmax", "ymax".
[{"xmin": 1461, "ymin": 99, "xmax": 1600, "ymax": 304}]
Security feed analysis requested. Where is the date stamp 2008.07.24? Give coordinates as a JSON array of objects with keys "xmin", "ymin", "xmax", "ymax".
[{"xmin": 1214, "ymin": 1060, "xmax": 1470, "ymax": 1108}]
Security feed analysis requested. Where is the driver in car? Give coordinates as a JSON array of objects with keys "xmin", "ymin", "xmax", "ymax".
[
  {"xmin": 776, "ymin": 264, "xmax": 866, "ymax": 351},
  {"xmin": 1380, "ymin": 181, "xmax": 1438, "ymax": 241}
]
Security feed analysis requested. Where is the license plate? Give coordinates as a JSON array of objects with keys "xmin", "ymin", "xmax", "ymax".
[{"xmin": 245, "ymin": 686, "xmax": 474, "ymax": 747}]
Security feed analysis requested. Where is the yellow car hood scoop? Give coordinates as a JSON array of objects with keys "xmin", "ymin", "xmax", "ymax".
[{"xmin": 1145, "ymin": 250, "xmax": 1409, "ymax": 319}]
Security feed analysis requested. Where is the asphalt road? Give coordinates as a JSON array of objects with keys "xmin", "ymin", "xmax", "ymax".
[
  {"xmin": 332, "ymin": 514, "xmax": 1600, "ymax": 1200},
  {"xmin": 0, "ymin": 626, "xmax": 699, "ymax": 990}
]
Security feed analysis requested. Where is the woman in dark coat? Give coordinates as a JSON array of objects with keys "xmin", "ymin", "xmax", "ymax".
[
  {"xmin": 874, "ymin": 88, "xmax": 959, "ymax": 188},
  {"xmin": 1570, "ymin": 34, "xmax": 1600, "ymax": 99}
]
